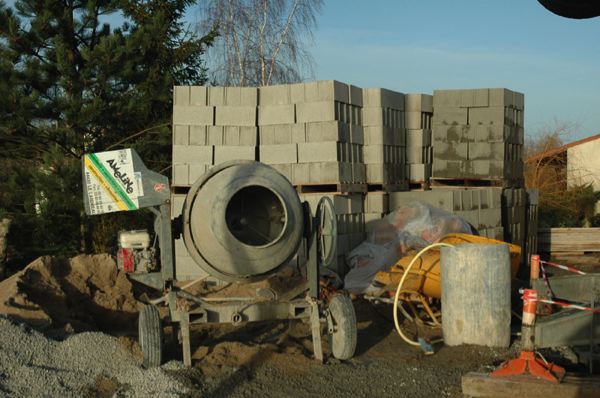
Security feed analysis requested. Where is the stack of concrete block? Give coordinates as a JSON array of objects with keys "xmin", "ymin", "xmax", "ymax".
[
  {"xmin": 171, "ymin": 86, "xmax": 258, "ymax": 187},
  {"xmin": 300, "ymin": 193, "xmax": 365, "ymax": 275},
  {"xmin": 258, "ymin": 81, "xmax": 365, "ymax": 189},
  {"xmin": 362, "ymin": 88, "xmax": 407, "ymax": 190},
  {"xmin": 405, "ymin": 94, "xmax": 433, "ymax": 184},
  {"xmin": 432, "ymin": 88, "xmax": 524, "ymax": 183},
  {"xmin": 501, "ymin": 188, "xmax": 527, "ymax": 251},
  {"xmin": 388, "ymin": 188, "xmax": 504, "ymax": 240},
  {"xmin": 364, "ymin": 192, "xmax": 389, "ymax": 234}
]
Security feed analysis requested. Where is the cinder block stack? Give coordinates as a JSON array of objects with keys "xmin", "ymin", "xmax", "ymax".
[
  {"xmin": 388, "ymin": 188, "xmax": 504, "ymax": 240},
  {"xmin": 171, "ymin": 86, "xmax": 258, "ymax": 187},
  {"xmin": 405, "ymin": 94, "xmax": 433, "ymax": 185},
  {"xmin": 364, "ymin": 192, "xmax": 389, "ymax": 234},
  {"xmin": 432, "ymin": 88, "xmax": 524, "ymax": 184},
  {"xmin": 300, "ymin": 193, "xmax": 365, "ymax": 275},
  {"xmin": 259, "ymin": 80, "xmax": 365, "ymax": 189},
  {"xmin": 501, "ymin": 188, "xmax": 527, "ymax": 252},
  {"xmin": 362, "ymin": 88, "xmax": 407, "ymax": 190}
]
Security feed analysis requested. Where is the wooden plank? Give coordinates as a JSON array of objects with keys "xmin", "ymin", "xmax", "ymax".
[
  {"xmin": 538, "ymin": 228, "xmax": 600, "ymax": 253},
  {"xmin": 462, "ymin": 372, "xmax": 600, "ymax": 398}
]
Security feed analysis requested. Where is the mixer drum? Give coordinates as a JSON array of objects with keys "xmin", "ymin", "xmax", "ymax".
[{"xmin": 182, "ymin": 161, "xmax": 304, "ymax": 282}]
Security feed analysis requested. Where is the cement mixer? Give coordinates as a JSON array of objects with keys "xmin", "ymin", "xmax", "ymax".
[{"xmin": 82, "ymin": 149, "xmax": 357, "ymax": 367}]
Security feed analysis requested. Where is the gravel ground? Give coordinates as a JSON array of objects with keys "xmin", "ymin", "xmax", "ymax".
[{"xmin": 0, "ymin": 316, "xmax": 200, "ymax": 397}]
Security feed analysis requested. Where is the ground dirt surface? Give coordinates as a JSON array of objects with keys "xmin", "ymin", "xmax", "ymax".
[{"xmin": 0, "ymin": 255, "xmax": 528, "ymax": 397}]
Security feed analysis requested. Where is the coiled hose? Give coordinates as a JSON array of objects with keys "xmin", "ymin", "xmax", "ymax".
[{"xmin": 393, "ymin": 242, "xmax": 455, "ymax": 346}]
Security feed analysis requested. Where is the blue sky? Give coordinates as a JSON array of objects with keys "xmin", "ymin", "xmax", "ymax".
[
  {"xmin": 5, "ymin": 1, "xmax": 600, "ymax": 141},
  {"xmin": 304, "ymin": 1, "xmax": 600, "ymax": 140}
]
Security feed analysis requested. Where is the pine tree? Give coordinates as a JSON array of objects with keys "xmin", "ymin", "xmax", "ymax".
[{"xmin": 0, "ymin": 0, "xmax": 215, "ymax": 265}]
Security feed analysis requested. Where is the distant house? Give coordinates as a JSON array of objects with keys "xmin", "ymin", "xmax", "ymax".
[{"xmin": 526, "ymin": 133, "xmax": 600, "ymax": 191}]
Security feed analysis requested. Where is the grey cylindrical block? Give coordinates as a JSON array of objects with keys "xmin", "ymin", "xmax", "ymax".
[
  {"xmin": 182, "ymin": 161, "xmax": 304, "ymax": 283},
  {"xmin": 441, "ymin": 243, "xmax": 511, "ymax": 347}
]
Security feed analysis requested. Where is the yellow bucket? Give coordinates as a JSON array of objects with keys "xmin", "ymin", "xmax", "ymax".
[{"xmin": 374, "ymin": 233, "xmax": 522, "ymax": 299}]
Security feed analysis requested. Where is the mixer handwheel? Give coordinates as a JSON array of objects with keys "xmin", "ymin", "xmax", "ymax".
[{"xmin": 315, "ymin": 196, "xmax": 337, "ymax": 269}]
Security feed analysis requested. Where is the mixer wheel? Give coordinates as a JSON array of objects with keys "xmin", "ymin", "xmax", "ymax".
[
  {"xmin": 139, "ymin": 304, "xmax": 163, "ymax": 368},
  {"xmin": 327, "ymin": 294, "xmax": 357, "ymax": 360}
]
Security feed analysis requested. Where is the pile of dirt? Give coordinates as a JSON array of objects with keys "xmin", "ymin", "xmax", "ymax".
[{"xmin": 0, "ymin": 254, "xmax": 139, "ymax": 334}]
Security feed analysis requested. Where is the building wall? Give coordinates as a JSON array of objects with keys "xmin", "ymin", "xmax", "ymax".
[{"xmin": 567, "ymin": 139, "xmax": 600, "ymax": 191}]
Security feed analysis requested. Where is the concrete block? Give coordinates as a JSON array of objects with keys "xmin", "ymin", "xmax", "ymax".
[
  {"xmin": 225, "ymin": 86, "xmax": 258, "ymax": 106},
  {"xmin": 353, "ymin": 163, "xmax": 366, "ymax": 182},
  {"xmin": 260, "ymin": 144, "xmax": 298, "ymax": 164},
  {"xmin": 469, "ymin": 142, "xmax": 506, "ymax": 161},
  {"xmin": 207, "ymin": 126, "xmax": 223, "ymax": 145},
  {"xmin": 189, "ymin": 164, "xmax": 210, "ymax": 183},
  {"xmin": 240, "ymin": 126, "xmax": 258, "ymax": 146},
  {"xmin": 208, "ymin": 86, "xmax": 226, "ymax": 106},
  {"xmin": 488, "ymin": 88, "xmax": 513, "ymax": 108},
  {"xmin": 433, "ymin": 141, "xmax": 468, "ymax": 160},
  {"xmin": 291, "ymin": 124, "xmax": 306, "ymax": 143},
  {"xmin": 308, "ymin": 162, "xmax": 352, "ymax": 183},
  {"xmin": 172, "ymin": 164, "xmax": 188, "ymax": 186},
  {"xmin": 170, "ymin": 193, "xmax": 186, "ymax": 217},
  {"xmin": 292, "ymin": 163, "xmax": 309, "ymax": 184},
  {"xmin": 364, "ymin": 126, "xmax": 395, "ymax": 145},
  {"xmin": 350, "ymin": 125, "xmax": 364, "ymax": 144},
  {"xmin": 394, "ymin": 128, "xmax": 407, "ymax": 146},
  {"xmin": 389, "ymin": 190, "xmax": 454, "ymax": 212},
  {"xmin": 405, "ymin": 93, "xmax": 433, "ymax": 113},
  {"xmin": 406, "ymin": 129, "xmax": 431, "ymax": 147},
  {"xmin": 290, "ymin": 83, "xmax": 305, "ymax": 103},
  {"xmin": 365, "ymin": 213, "xmax": 384, "ymax": 234},
  {"xmin": 406, "ymin": 146, "xmax": 426, "ymax": 164},
  {"xmin": 479, "ymin": 208, "xmax": 502, "ymax": 228},
  {"xmin": 433, "ymin": 124, "xmax": 471, "ymax": 143},
  {"xmin": 215, "ymin": 106, "xmax": 257, "ymax": 126},
  {"xmin": 473, "ymin": 125, "xmax": 507, "ymax": 142},
  {"xmin": 433, "ymin": 90, "xmax": 461, "ymax": 108},
  {"xmin": 214, "ymin": 145, "xmax": 256, "ymax": 163},
  {"xmin": 172, "ymin": 145, "xmax": 213, "ymax": 164},
  {"xmin": 190, "ymin": 86, "xmax": 208, "ymax": 106},
  {"xmin": 270, "ymin": 164, "xmax": 293, "ymax": 182},
  {"xmin": 189, "ymin": 125, "xmax": 207, "ymax": 145},
  {"xmin": 365, "ymin": 192, "xmax": 389, "ymax": 213},
  {"xmin": 173, "ymin": 86, "xmax": 190, "ymax": 106},
  {"xmin": 223, "ymin": 126, "xmax": 240, "ymax": 145},
  {"xmin": 349, "ymin": 85, "xmax": 363, "ymax": 107},
  {"xmin": 405, "ymin": 111, "xmax": 425, "ymax": 130},
  {"xmin": 300, "ymin": 193, "xmax": 364, "ymax": 215},
  {"xmin": 305, "ymin": 121, "xmax": 349, "ymax": 143},
  {"xmin": 259, "ymin": 84, "xmax": 290, "ymax": 105},
  {"xmin": 304, "ymin": 80, "xmax": 349, "ymax": 103},
  {"xmin": 408, "ymin": 164, "xmax": 432, "ymax": 182},
  {"xmin": 298, "ymin": 141, "xmax": 342, "ymax": 163},
  {"xmin": 432, "ymin": 159, "xmax": 466, "ymax": 178},
  {"xmin": 363, "ymin": 107, "xmax": 386, "ymax": 127},
  {"xmin": 173, "ymin": 125, "xmax": 189, "ymax": 145},
  {"xmin": 366, "ymin": 164, "xmax": 389, "ymax": 183},
  {"xmin": 432, "ymin": 108, "xmax": 468, "ymax": 125},
  {"xmin": 468, "ymin": 107, "xmax": 505, "ymax": 126},
  {"xmin": 460, "ymin": 89, "xmax": 489, "ymax": 108},
  {"xmin": 296, "ymin": 101, "xmax": 337, "ymax": 123},
  {"xmin": 258, "ymin": 104, "xmax": 295, "ymax": 126},
  {"xmin": 363, "ymin": 88, "xmax": 404, "ymax": 109},
  {"xmin": 363, "ymin": 145, "xmax": 388, "ymax": 164},
  {"xmin": 173, "ymin": 105, "xmax": 214, "ymax": 125}
]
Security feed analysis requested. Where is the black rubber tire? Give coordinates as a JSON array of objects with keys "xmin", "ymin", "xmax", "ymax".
[
  {"xmin": 327, "ymin": 294, "xmax": 357, "ymax": 360},
  {"xmin": 138, "ymin": 305, "xmax": 163, "ymax": 368}
]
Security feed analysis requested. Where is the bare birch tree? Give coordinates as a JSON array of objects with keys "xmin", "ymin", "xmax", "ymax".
[{"xmin": 198, "ymin": 0, "xmax": 323, "ymax": 86}]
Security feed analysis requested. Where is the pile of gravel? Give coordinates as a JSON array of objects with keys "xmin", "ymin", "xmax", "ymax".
[{"xmin": 0, "ymin": 316, "xmax": 199, "ymax": 397}]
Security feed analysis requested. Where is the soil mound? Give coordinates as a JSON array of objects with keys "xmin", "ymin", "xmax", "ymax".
[{"xmin": 0, "ymin": 254, "xmax": 139, "ymax": 334}]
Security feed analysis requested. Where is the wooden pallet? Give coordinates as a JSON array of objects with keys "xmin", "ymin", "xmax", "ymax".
[
  {"xmin": 430, "ymin": 177, "xmax": 523, "ymax": 188},
  {"xmin": 462, "ymin": 372, "xmax": 600, "ymax": 398},
  {"xmin": 294, "ymin": 183, "xmax": 367, "ymax": 194},
  {"xmin": 366, "ymin": 182, "xmax": 408, "ymax": 192},
  {"xmin": 408, "ymin": 180, "xmax": 430, "ymax": 191}
]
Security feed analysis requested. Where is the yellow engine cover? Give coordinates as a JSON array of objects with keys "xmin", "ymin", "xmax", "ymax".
[{"xmin": 374, "ymin": 233, "xmax": 522, "ymax": 299}]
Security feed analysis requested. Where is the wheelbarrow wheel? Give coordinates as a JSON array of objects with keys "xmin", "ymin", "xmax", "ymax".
[
  {"xmin": 139, "ymin": 304, "xmax": 163, "ymax": 368},
  {"xmin": 327, "ymin": 294, "xmax": 357, "ymax": 360}
]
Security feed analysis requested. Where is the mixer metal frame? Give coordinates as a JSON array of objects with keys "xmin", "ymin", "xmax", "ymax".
[{"xmin": 130, "ymin": 196, "xmax": 336, "ymax": 366}]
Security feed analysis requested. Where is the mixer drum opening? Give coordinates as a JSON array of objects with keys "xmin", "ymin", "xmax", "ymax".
[{"xmin": 225, "ymin": 186, "xmax": 286, "ymax": 247}]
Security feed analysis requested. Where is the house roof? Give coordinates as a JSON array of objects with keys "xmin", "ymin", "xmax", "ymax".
[{"xmin": 525, "ymin": 132, "xmax": 600, "ymax": 163}]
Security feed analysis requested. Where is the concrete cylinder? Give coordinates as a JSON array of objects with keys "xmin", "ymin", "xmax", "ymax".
[
  {"xmin": 182, "ymin": 161, "xmax": 304, "ymax": 283},
  {"xmin": 441, "ymin": 243, "xmax": 511, "ymax": 347}
]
